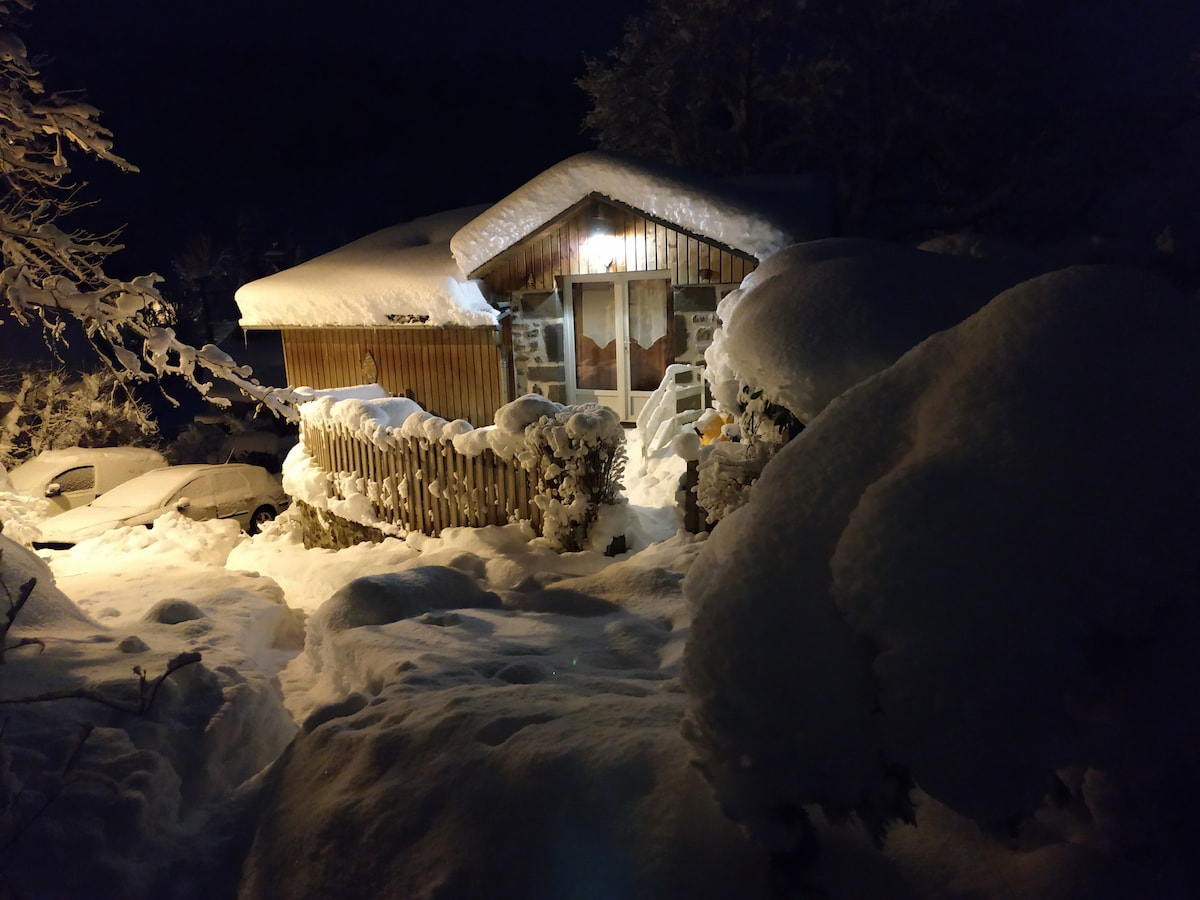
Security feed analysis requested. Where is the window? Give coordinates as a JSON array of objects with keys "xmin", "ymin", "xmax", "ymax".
[{"xmin": 54, "ymin": 467, "xmax": 95, "ymax": 493}]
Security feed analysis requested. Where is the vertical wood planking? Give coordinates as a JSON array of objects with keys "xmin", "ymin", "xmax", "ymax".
[
  {"xmin": 398, "ymin": 432, "xmax": 414, "ymax": 531},
  {"xmin": 295, "ymin": 425, "xmax": 559, "ymax": 537},
  {"xmin": 482, "ymin": 328, "xmax": 497, "ymax": 425},
  {"xmin": 474, "ymin": 330, "xmax": 487, "ymax": 427}
]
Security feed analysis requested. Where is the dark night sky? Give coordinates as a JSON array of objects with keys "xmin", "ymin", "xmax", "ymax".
[
  {"xmin": 27, "ymin": 1, "xmax": 645, "ymax": 278},
  {"xmin": 20, "ymin": 2, "xmax": 1200, "ymax": 283}
]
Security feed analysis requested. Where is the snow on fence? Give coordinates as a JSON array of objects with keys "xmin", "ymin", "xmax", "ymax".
[
  {"xmin": 291, "ymin": 390, "xmax": 626, "ymax": 552},
  {"xmin": 301, "ymin": 421, "xmax": 543, "ymax": 536}
]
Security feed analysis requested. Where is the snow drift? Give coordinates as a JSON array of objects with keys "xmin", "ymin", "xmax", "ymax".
[
  {"xmin": 683, "ymin": 264, "xmax": 1200, "ymax": 891},
  {"xmin": 706, "ymin": 238, "xmax": 1033, "ymax": 424}
]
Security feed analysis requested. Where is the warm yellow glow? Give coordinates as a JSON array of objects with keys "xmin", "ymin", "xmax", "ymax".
[{"xmin": 581, "ymin": 233, "xmax": 621, "ymax": 273}]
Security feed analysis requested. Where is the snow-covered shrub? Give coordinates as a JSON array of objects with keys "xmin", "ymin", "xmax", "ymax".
[
  {"xmin": 705, "ymin": 238, "xmax": 1030, "ymax": 427},
  {"xmin": 0, "ymin": 491, "xmax": 48, "ymax": 547},
  {"xmin": 694, "ymin": 440, "xmax": 771, "ymax": 524},
  {"xmin": 694, "ymin": 239, "xmax": 1035, "ymax": 524},
  {"xmin": 682, "ymin": 265, "xmax": 1200, "ymax": 884},
  {"xmin": 518, "ymin": 401, "xmax": 626, "ymax": 552},
  {"xmin": 0, "ymin": 365, "xmax": 159, "ymax": 470},
  {"xmin": 168, "ymin": 413, "xmax": 292, "ymax": 472}
]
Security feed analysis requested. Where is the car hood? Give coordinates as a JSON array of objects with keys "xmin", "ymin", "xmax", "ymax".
[{"xmin": 37, "ymin": 505, "xmax": 157, "ymax": 544}]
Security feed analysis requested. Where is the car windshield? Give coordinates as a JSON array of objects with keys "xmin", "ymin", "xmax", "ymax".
[
  {"xmin": 8, "ymin": 456, "xmax": 63, "ymax": 494},
  {"xmin": 92, "ymin": 468, "xmax": 196, "ymax": 509}
]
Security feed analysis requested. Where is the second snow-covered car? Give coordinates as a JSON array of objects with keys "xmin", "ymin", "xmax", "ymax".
[
  {"xmin": 35, "ymin": 463, "xmax": 289, "ymax": 548},
  {"xmin": 7, "ymin": 447, "xmax": 168, "ymax": 515}
]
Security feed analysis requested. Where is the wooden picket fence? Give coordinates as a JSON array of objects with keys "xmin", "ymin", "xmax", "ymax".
[{"xmin": 301, "ymin": 421, "xmax": 543, "ymax": 536}]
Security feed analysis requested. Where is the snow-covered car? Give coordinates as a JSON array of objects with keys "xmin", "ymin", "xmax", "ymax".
[
  {"xmin": 7, "ymin": 447, "xmax": 168, "ymax": 515},
  {"xmin": 33, "ymin": 463, "xmax": 289, "ymax": 548}
]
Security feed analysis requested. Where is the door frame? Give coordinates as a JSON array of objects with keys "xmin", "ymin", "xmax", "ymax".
[{"xmin": 563, "ymin": 270, "xmax": 673, "ymax": 421}]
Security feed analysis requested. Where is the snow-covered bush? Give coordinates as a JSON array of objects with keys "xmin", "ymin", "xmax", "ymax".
[
  {"xmin": 694, "ymin": 440, "xmax": 771, "ymax": 524},
  {"xmin": 682, "ymin": 264, "xmax": 1200, "ymax": 885},
  {"xmin": 519, "ymin": 401, "xmax": 626, "ymax": 552},
  {"xmin": 0, "ymin": 365, "xmax": 159, "ymax": 470},
  {"xmin": 694, "ymin": 238, "xmax": 1033, "ymax": 523},
  {"xmin": 167, "ymin": 413, "xmax": 292, "ymax": 472},
  {"xmin": 705, "ymin": 239, "xmax": 1034, "ymax": 427}
]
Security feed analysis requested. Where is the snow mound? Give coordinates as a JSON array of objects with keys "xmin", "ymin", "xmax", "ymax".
[
  {"xmin": 0, "ymin": 525, "xmax": 301, "ymax": 900},
  {"xmin": 707, "ymin": 238, "xmax": 1029, "ymax": 423},
  {"xmin": 684, "ymin": 265, "xmax": 1200, "ymax": 886},
  {"xmin": 302, "ymin": 566, "xmax": 502, "ymax": 683},
  {"xmin": 313, "ymin": 566, "xmax": 501, "ymax": 636},
  {"xmin": 239, "ymin": 682, "xmax": 768, "ymax": 900},
  {"xmin": 0, "ymin": 532, "xmax": 97, "ymax": 629}
]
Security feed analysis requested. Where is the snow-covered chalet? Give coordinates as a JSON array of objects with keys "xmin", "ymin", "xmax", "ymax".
[{"xmin": 235, "ymin": 152, "xmax": 830, "ymax": 425}]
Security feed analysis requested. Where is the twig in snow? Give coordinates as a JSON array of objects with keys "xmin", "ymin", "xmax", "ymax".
[{"xmin": 0, "ymin": 652, "xmax": 203, "ymax": 714}]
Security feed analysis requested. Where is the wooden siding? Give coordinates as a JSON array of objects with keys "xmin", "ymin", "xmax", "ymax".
[
  {"xmin": 281, "ymin": 325, "xmax": 508, "ymax": 426},
  {"xmin": 474, "ymin": 195, "xmax": 757, "ymax": 293}
]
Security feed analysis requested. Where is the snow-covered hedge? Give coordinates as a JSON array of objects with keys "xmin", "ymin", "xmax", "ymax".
[
  {"xmin": 692, "ymin": 238, "xmax": 1033, "ymax": 524},
  {"xmin": 289, "ymin": 390, "xmax": 626, "ymax": 552},
  {"xmin": 683, "ymin": 264, "xmax": 1200, "ymax": 882}
]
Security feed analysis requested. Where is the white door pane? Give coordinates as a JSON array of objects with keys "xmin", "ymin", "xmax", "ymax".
[
  {"xmin": 627, "ymin": 278, "xmax": 673, "ymax": 392},
  {"xmin": 574, "ymin": 281, "xmax": 618, "ymax": 391}
]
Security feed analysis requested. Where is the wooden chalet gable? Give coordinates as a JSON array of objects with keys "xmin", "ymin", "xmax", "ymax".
[{"xmin": 471, "ymin": 193, "xmax": 759, "ymax": 293}]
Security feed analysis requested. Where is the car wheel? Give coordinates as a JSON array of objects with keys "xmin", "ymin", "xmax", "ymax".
[{"xmin": 249, "ymin": 505, "xmax": 277, "ymax": 534}]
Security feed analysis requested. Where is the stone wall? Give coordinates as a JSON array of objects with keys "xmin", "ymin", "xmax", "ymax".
[
  {"xmin": 294, "ymin": 498, "xmax": 385, "ymax": 550},
  {"xmin": 512, "ymin": 290, "xmax": 567, "ymax": 403},
  {"xmin": 672, "ymin": 285, "xmax": 726, "ymax": 367}
]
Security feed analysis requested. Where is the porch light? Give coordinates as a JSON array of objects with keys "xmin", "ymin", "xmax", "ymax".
[{"xmin": 582, "ymin": 202, "xmax": 620, "ymax": 272}]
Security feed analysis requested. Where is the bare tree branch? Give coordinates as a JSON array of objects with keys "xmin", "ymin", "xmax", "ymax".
[{"xmin": 0, "ymin": 651, "xmax": 204, "ymax": 714}]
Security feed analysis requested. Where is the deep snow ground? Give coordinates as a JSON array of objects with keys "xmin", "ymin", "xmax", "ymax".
[
  {"xmin": 1, "ymin": 247, "xmax": 1196, "ymax": 898},
  {"xmin": 6, "ymin": 424, "xmax": 1183, "ymax": 899}
]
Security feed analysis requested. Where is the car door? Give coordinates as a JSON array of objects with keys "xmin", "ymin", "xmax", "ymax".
[
  {"xmin": 169, "ymin": 473, "xmax": 219, "ymax": 522},
  {"xmin": 212, "ymin": 468, "xmax": 254, "ymax": 526}
]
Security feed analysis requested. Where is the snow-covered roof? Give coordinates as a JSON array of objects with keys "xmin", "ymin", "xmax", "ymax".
[
  {"xmin": 235, "ymin": 206, "xmax": 499, "ymax": 329},
  {"xmin": 450, "ymin": 152, "xmax": 829, "ymax": 276},
  {"xmin": 236, "ymin": 155, "xmax": 831, "ymax": 331}
]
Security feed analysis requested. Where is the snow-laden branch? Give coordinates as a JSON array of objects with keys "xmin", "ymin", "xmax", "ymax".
[{"xmin": 0, "ymin": 3, "xmax": 301, "ymax": 420}]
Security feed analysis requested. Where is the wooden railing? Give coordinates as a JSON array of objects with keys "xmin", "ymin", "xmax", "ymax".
[
  {"xmin": 301, "ymin": 421, "xmax": 543, "ymax": 536},
  {"xmin": 636, "ymin": 363, "xmax": 708, "ymax": 458}
]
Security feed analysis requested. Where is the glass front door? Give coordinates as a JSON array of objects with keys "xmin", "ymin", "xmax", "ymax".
[{"xmin": 568, "ymin": 274, "xmax": 673, "ymax": 421}]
